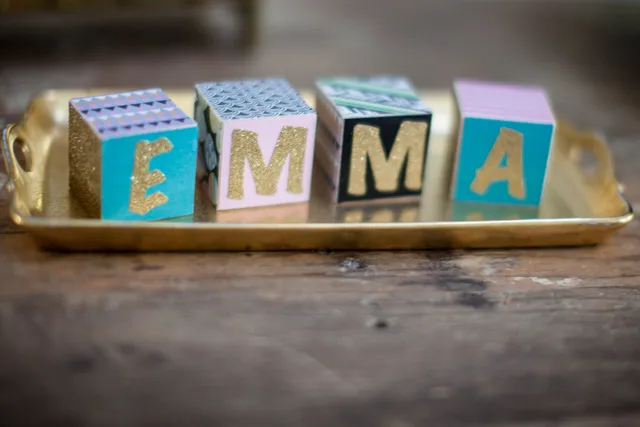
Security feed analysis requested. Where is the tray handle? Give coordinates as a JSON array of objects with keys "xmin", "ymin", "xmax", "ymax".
[
  {"xmin": 557, "ymin": 121, "xmax": 621, "ymax": 193},
  {"xmin": 1, "ymin": 124, "xmax": 31, "ymax": 193}
]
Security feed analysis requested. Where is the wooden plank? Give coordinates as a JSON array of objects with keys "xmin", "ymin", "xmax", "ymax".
[{"xmin": 0, "ymin": 255, "xmax": 639, "ymax": 426}]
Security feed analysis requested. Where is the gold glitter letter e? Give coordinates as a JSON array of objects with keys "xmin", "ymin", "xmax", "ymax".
[
  {"xmin": 228, "ymin": 126, "xmax": 307, "ymax": 200},
  {"xmin": 129, "ymin": 138, "xmax": 173, "ymax": 215},
  {"xmin": 348, "ymin": 121, "xmax": 428, "ymax": 196},
  {"xmin": 470, "ymin": 128, "xmax": 525, "ymax": 199}
]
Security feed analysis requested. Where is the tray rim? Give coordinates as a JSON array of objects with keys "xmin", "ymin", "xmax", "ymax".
[{"xmin": 1, "ymin": 89, "xmax": 636, "ymax": 251}]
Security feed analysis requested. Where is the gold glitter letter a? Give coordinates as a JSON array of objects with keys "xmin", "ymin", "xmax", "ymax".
[
  {"xmin": 228, "ymin": 126, "xmax": 307, "ymax": 200},
  {"xmin": 129, "ymin": 138, "xmax": 173, "ymax": 215},
  {"xmin": 348, "ymin": 121, "xmax": 428, "ymax": 196},
  {"xmin": 470, "ymin": 127, "xmax": 525, "ymax": 199}
]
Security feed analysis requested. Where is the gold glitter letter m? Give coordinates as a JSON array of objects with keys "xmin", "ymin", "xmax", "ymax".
[
  {"xmin": 348, "ymin": 121, "xmax": 428, "ymax": 196},
  {"xmin": 470, "ymin": 127, "xmax": 525, "ymax": 199},
  {"xmin": 129, "ymin": 138, "xmax": 173, "ymax": 215},
  {"xmin": 228, "ymin": 126, "xmax": 307, "ymax": 200}
]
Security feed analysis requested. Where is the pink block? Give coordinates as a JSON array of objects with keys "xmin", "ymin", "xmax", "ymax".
[
  {"xmin": 194, "ymin": 78, "xmax": 318, "ymax": 212},
  {"xmin": 217, "ymin": 115, "xmax": 317, "ymax": 211},
  {"xmin": 454, "ymin": 79, "xmax": 555, "ymax": 123}
]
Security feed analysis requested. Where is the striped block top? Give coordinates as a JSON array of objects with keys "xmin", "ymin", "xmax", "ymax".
[{"xmin": 315, "ymin": 75, "xmax": 431, "ymax": 119}]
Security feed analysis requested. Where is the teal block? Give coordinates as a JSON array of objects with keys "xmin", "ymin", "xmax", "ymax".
[
  {"xmin": 452, "ymin": 117, "xmax": 554, "ymax": 206},
  {"xmin": 101, "ymin": 128, "xmax": 198, "ymax": 221},
  {"xmin": 452, "ymin": 79, "xmax": 556, "ymax": 207},
  {"xmin": 69, "ymin": 89, "xmax": 198, "ymax": 221}
]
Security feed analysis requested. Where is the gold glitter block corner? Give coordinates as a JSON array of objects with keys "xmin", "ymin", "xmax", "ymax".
[{"xmin": 68, "ymin": 104, "xmax": 102, "ymax": 218}]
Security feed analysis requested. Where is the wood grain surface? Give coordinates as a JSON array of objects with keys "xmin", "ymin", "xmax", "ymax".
[{"xmin": 1, "ymin": 1, "xmax": 640, "ymax": 426}]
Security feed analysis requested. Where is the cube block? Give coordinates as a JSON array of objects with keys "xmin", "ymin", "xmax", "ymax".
[
  {"xmin": 69, "ymin": 88, "xmax": 198, "ymax": 221},
  {"xmin": 194, "ymin": 78, "xmax": 317, "ymax": 211},
  {"xmin": 314, "ymin": 75, "xmax": 432, "ymax": 204},
  {"xmin": 451, "ymin": 79, "xmax": 556, "ymax": 206}
]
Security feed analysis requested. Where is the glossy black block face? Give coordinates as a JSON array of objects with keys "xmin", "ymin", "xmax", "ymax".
[{"xmin": 337, "ymin": 114, "xmax": 432, "ymax": 203}]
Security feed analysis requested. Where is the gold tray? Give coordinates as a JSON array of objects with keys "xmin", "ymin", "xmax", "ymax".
[{"xmin": 1, "ymin": 88, "xmax": 634, "ymax": 252}]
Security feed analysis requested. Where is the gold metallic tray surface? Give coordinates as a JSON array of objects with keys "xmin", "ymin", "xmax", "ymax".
[{"xmin": 2, "ymin": 88, "xmax": 634, "ymax": 251}]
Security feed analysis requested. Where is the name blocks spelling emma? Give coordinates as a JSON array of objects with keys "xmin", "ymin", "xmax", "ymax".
[
  {"xmin": 194, "ymin": 78, "xmax": 317, "ymax": 211},
  {"xmin": 68, "ymin": 89, "xmax": 198, "ymax": 221},
  {"xmin": 451, "ymin": 79, "xmax": 556, "ymax": 207}
]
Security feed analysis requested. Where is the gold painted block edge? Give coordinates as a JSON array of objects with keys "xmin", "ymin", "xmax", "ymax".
[{"xmin": 68, "ymin": 104, "xmax": 101, "ymax": 218}]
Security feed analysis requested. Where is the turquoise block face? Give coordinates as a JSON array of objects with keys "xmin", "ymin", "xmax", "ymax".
[
  {"xmin": 101, "ymin": 127, "xmax": 198, "ymax": 221},
  {"xmin": 453, "ymin": 117, "xmax": 554, "ymax": 206}
]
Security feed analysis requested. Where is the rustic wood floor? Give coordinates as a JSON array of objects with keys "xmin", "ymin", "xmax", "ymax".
[{"xmin": 1, "ymin": 1, "xmax": 640, "ymax": 426}]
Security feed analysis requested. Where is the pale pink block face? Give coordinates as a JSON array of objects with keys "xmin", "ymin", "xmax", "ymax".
[{"xmin": 217, "ymin": 114, "xmax": 318, "ymax": 211}]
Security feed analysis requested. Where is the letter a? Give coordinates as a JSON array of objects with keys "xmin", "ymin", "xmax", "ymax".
[
  {"xmin": 348, "ymin": 121, "xmax": 428, "ymax": 196},
  {"xmin": 129, "ymin": 138, "xmax": 173, "ymax": 215},
  {"xmin": 470, "ymin": 127, "xmax": 525, "ymax": 199}
]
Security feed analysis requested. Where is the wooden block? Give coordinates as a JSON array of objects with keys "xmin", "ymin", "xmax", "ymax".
[
  {"xmin": 451, "ymin": 79, "xmax": 556, "ymax": 206},
  {"xmin": 194, "ymin": 78, "xmax": 317, "ymax": 211},
  {"xmin": 68, "ymin": 88, "xmax": 198, "ymax": 221},
  {"xmin": 314, "ymin": 75, "xmax": 432, "ymax": 204}
]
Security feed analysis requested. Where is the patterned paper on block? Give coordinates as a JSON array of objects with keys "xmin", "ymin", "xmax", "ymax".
[
  {"xmin": 451, "ymin": 79, "xmax": 556, "ymax": 206},
  {"xmin": 68, "ymin": 88, "xmax": 198, "ymax": 221},
  {"xmin": 194, "ymin": 78, "xmax": 317, "ymax": 211},
  {"xmin": 314, "ymin": 75, "xmax": 432, "ymax": 204}
]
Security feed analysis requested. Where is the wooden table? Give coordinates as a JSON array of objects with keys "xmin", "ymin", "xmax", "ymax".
[{"xmin": 1, "ymin": 2, "xmax": 640, "ymax": 425}]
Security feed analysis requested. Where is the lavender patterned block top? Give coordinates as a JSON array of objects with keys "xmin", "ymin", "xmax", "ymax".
[
  {"xmin": 70, "ymin": 88, "xmax": 195, "ymax": 139},
  {"xmin": 454, "ymin": 79, "xmax": 555, "ymax": 124}
]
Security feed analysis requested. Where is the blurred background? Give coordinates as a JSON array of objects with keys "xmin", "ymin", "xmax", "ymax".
[{"xmin": 0, "ymin": 0, "xmax": 639, "ymax": 140}]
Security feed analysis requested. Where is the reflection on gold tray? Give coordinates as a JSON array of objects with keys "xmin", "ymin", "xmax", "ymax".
[{"xmin": 1, "ymin": 88, "xmax": 634, "ymax": 251}]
